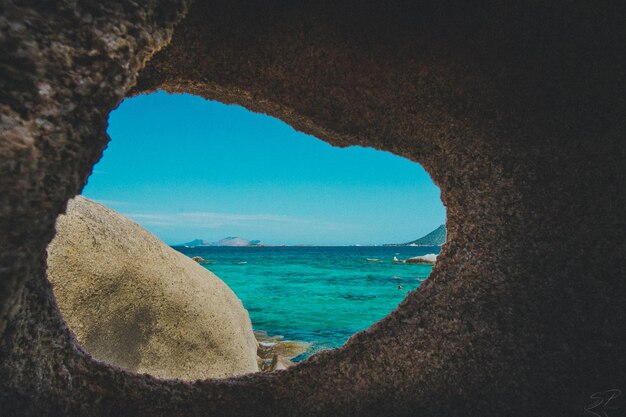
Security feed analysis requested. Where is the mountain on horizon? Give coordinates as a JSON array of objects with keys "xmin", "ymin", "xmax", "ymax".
[
  {"xmin": 179, "ymin": 237, "xmax": 260, "ymax": 247},
  {"xmin": 182, "ymin": 239, "xmax": 210, "ymax": 246},
  {"xmin": 216, "ymin": 237, "xmax": 251, "ymax": 247},
  {"xmin": 384, "ymin": 224, "xmax": 446, "ymax": 246}
]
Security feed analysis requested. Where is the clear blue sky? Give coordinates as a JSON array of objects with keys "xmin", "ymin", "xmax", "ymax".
[{"xmin": 82, "ymin": 91, "xmax": 445, "ymax": 245}]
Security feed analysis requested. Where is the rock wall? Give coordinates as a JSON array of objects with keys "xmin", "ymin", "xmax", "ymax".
[
  {"xmin": 1, "ymin": 1, "xmax": 625, "ymax": 416},
  {"xmin": 47, "ymin": 196, "xmax": 259, "ymax": 380}
]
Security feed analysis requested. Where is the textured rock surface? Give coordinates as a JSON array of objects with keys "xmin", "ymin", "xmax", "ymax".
[
  {"xmin": 1, "ymin": 1, "xmax": 625, "ymax": 416},
  {"xmin": 47, "ymin": 196, "xmax": 258, "ymax": 380}
]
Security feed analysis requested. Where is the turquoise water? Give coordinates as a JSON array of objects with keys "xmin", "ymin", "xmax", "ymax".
[{"xmin": 173, "ymin": 246, "xmax": 439, "ymax": 360}]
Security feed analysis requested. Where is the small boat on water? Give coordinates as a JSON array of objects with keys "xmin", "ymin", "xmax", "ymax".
[{"xmin": 367, "ymin": 258, "xmax": 383, "ymax": 263}]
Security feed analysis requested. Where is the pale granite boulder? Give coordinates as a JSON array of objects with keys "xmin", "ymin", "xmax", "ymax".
[{"xmin": 47, "ymin": 196, "xmax": 258, "ymax": 380}]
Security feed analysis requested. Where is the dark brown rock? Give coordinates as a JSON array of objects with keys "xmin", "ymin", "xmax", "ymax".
[{"xmin": 1, "ymin": 1, "xmax": 625, "ymax": 416}]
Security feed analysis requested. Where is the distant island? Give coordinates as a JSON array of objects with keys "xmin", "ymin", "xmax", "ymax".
[
  {"xmin": 178, "ymin": 225, "xmax": 446, "ymax": 247},
  {"xmin": 180, "ymin": 237, "xmax": 262, "ymax": 247},
  {"xmin": 384, "ymin": 225, "xmax": 446, "ymax": 246}
]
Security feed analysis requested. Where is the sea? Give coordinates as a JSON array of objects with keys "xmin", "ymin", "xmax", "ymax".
[{"xmin": 173, "ymin": 245, "xmax": 439, "ymax": 361}]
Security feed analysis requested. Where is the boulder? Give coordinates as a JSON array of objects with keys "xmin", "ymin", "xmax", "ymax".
[
  {"xmin": 254, "ymin": 330, "xmax": 309, "ymax": 372},
  {"xmin": 191, "ymin": 256, "xmax": 211, "ymax": 264},
  {"xmin": 46, "ymin": 196, "xmax": 258, "ymax": 380},
  {"xmin": 404, "ymin": 254, "xmax": 438, "ymax": 265}
]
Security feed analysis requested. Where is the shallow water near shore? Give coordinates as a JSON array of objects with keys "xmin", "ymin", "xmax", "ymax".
[{"xmin": 174, "ymin": 246, "xmax": 439, "ymax": 361}]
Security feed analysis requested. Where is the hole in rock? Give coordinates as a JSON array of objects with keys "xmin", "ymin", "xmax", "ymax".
[{"xmin": 46, "ymin": 91, "xmax": 446, "ymax": 379}]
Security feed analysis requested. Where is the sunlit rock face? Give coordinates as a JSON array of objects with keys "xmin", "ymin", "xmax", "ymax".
[
  {"xmin": 47, "ymin": 197, "xmax": 259, "ymax": 380},
  {"xmin": 0, "ymin": 1, "xmax": 625, "ymax": 416}
]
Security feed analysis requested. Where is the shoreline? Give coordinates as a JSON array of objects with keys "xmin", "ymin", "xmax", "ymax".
[{"xmin": 254, "ymin": 330, "xmax": 312, "ymax": 371}]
